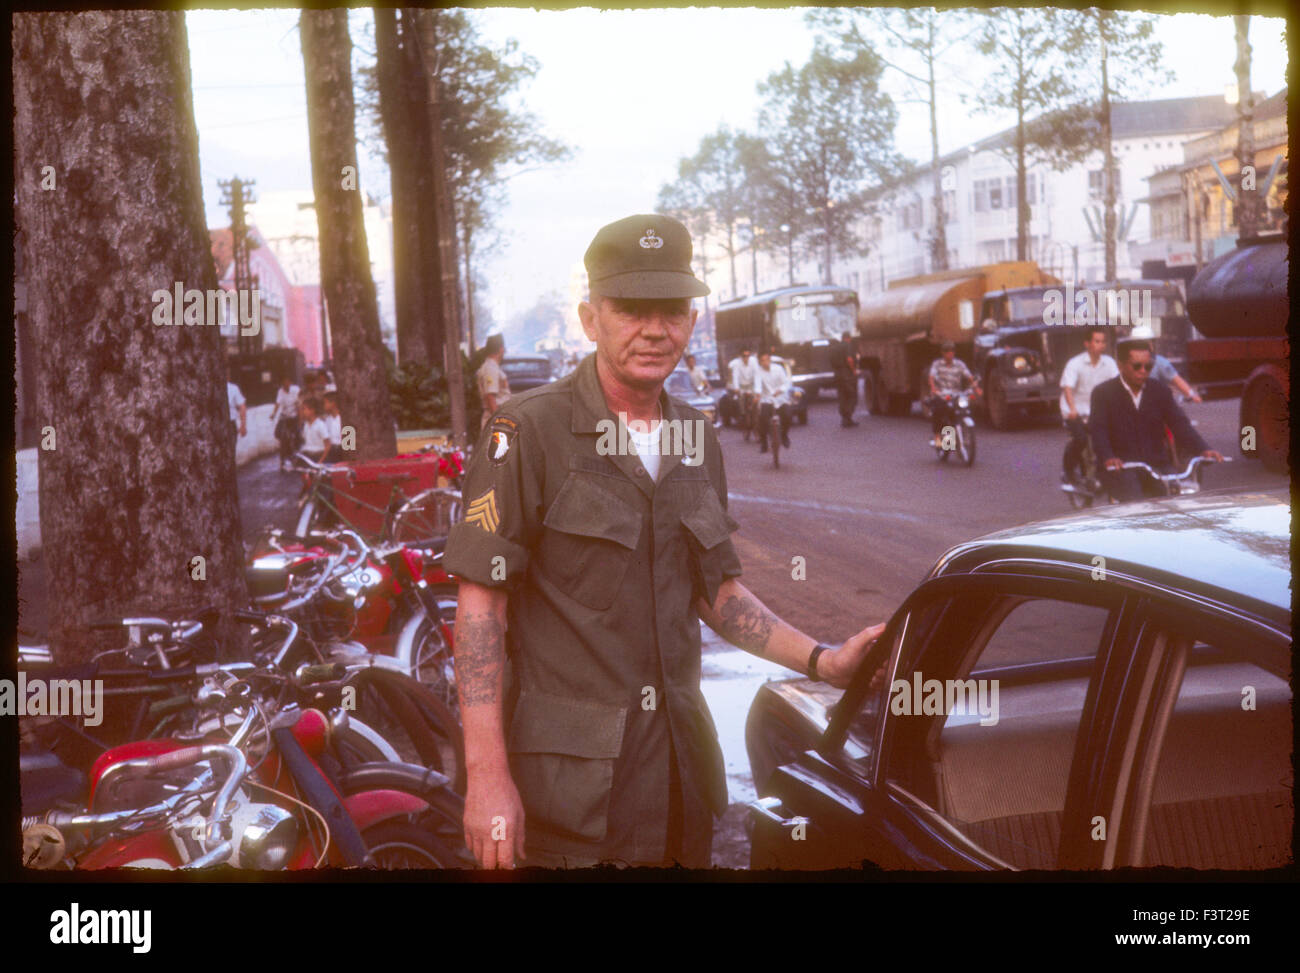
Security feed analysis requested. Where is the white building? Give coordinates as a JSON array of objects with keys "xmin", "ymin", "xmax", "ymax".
[{"xmin": 702, "ymin": 94, "xmax": 1243, "ymax": 303}]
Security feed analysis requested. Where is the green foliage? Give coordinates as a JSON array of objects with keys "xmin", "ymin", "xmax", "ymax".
[
  {"xmin": 387, "ymin": 352, "xmax": 482, "ymax": 432},
  {"xmin": 757, "ymin": 38, "xmax": 906, "ymax": 276}
]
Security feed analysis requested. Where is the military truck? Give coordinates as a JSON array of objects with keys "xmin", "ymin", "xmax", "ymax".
[
  {"xmin": 855, "ymin": 262, "xmax": 1059, "ymax": 423},
  {"xmin": 1185, "ymin": 233, "xmax": 1288, "ymax": 473}
]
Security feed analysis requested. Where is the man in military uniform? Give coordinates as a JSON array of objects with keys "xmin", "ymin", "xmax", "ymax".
[{"xmin": 443, "ymin": 214, "xmax": 884, "ymax": 869}]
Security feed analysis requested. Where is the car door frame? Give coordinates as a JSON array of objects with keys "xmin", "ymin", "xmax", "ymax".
[{"xmin": 809, "ymin": 569, "xmax": 1135, "ymax": 869}]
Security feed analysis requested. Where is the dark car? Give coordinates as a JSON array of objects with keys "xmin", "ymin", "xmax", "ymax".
[
  {"xmin": 747, "ymin": 488, "xmax": 1291, "ymax": 870},
  {"xmin": 664, "ymin": 366, "xmax": 718, "ymax": 425},
  {"xmin": 500, "ymin": 355, "xmax": 555, "ymax": 393}
]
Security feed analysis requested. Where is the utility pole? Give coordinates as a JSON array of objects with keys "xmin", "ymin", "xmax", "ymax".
[
  {"xmin": 218, "ymin": 176, "xmax": 260, "ymax": 355},
  {"xmin": 416, "ymin": 9, "xmax": 467, "ymax": 446}
]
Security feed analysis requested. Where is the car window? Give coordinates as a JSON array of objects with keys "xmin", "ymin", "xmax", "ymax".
[
  {"xmin": 885, "ymin": 594, "xmax": 1113, "ymax": 869},
  {"xmin": 1135, "ymin": 634, "xmax": 1292, "ymax": 869}
]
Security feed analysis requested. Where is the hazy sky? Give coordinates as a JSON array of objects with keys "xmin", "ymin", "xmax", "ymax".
[{"xmin": 187, "ymin": 7, "xmax": 1288, "ymax": 330}]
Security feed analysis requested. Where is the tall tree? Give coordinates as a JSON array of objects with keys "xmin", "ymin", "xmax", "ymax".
[
  {"xmin": 1233, "ymin": 15, "xmax": 1261, "ymax": 237},
  {"xmin": 809, "ymin": 7, "xmax": 976, "ymax": 272},
  {"xmin": 1061, "ymin": 8, "xmax": 1171, "ymax": 279},
  {"xmin": 966, "ymin": 8, "xmax": 1093, "ymax": 261},
  {"xmin": 359, "ymin": 9, "xmax": 569, "ymax": 354},
  {"xmin": 301, "ymin": 9, "xmax": 398, "ymax": 459},
  {"xmin": 758, "ymin": 39, "xmax": 904, "ymax": 283},
  {"xmin": 374, "ymin": 8, "xmax": 437, "ymax": 365},
  {"xmin": 14, "ymin": 11, "xmax": 247, "ymax": 661}
]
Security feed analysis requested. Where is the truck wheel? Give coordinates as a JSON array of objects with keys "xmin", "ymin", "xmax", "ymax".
[
  {"xmin": 985, "ymin": 372, "xmax": 1011, "ymax": 430},
  {"xmin": 1241, "ymin": 369, "xmax": 1289, "ymax": 473}
]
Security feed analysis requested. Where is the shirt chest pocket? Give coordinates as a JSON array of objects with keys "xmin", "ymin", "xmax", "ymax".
[{"xmin": 540, "ymin": 473, "xmax": 643, "ymax": 611}]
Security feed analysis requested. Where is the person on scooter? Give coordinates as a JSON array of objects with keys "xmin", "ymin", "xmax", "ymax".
[
  {"xmin": 727, "ymin": 346, "xmax": 759, "ymax": 432},
  {"xmin": 755, "ymin": 350, "xmax": 793, "ymax": 454},
  {"xmin": 1059, "ymin": 325, "xmax": 1119, "ymax": 484},
  {"xmin": 926, "ymin": 341, "xmax": 979, "ymax": 448},
  {"xmin": 1088, "ymin": 337, "xmax": 1222, "ymax": 502}
]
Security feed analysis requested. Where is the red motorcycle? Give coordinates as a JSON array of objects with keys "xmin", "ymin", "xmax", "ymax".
[
  {"xmin": 246, "ymin": 527, "xmax": 459, "ymax": 714},
  {"xmin": 23, "ymin": 634, "xmax": 469, "ymax": 870}
]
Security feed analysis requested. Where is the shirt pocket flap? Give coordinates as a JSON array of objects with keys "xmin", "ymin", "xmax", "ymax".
[
  {"xmin": 543, "ymin": 474, "xmax": 642, "ymax": 550},
  {"xmin": 509, "ymin": 691, "xmax": 628, "ymax": 759},
  {"xmin": 680, "ymin": 488, "xmax": 739, "ymax": 551}
]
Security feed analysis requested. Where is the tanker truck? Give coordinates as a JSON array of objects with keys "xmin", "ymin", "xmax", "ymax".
[
  {"xmin": 1185, "ymin": 233, "xmax": 1289, "ymax": 473},
  {"xmin": 855, "ymin": 261, "xmax": 1060, "ymax": 423}
]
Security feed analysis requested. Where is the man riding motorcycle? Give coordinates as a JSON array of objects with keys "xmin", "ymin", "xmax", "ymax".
[
  {"xmin": 755, "ymin": 350, "xmax": 793, "ymax": 454},
  {"xmin": 926, "ymin": 341, "xmax": 980, "ymax": 447}
]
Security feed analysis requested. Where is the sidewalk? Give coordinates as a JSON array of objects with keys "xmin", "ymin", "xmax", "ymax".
[{"xmin": 18, "ymin": 450, "xmax": 298, "ymax": 641}]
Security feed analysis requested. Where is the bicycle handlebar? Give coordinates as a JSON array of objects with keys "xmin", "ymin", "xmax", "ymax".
[{"xmin": 1118, "ymin": 455, "xmax": 1228, "ymax": 481}]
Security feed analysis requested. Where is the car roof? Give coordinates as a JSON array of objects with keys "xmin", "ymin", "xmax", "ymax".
[
  {"xmin": 929, "ymin": 487, "xmax": 1291, "ymax": 626},
  {"xmin": 503, "ymin": 355, "xmax": 549, "ymax": 364}
]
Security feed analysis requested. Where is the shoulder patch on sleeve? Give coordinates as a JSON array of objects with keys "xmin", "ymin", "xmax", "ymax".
[
  {"xmin": 487, "ymin": 415, "xmax": 518, "ymax": 466},
  {"xmin": 465, "ymin": 488, "xmax": 501, "ymax": 533}
]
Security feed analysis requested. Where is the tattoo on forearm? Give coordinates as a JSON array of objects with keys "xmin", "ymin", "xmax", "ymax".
[
  {"xmin": 454, "ymin": 611, "xmax": 504, "ymax": 707},
  {"xmin": 717, "ymin": 594, "xmax": 778, "ymax": 655}
]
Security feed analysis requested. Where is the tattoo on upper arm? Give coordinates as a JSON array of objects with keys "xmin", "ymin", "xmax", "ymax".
[
  {"xmin": 717, "ymin": 594, "xmax": 777, "ymax": 655},
  {"xmin": 454, "ymin": 611, "xmax": 504, "ymax": 707}
]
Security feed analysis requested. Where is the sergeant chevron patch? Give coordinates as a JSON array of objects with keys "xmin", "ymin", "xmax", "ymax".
[{"xmin": 465, "ymin": 488, "xmax": 500, "ymax": 533}]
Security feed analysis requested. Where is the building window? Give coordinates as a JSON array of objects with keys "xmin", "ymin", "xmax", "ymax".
[
  {"xmin": 973, "ymin": 179, "xmax": 989, "ymax": 212},
  {"xmin": 943, "ymin": 188, "xmax": 957, "ymax": 223},
  {"xmin": 989, "ymin": 179, "xmax": 1003, "ymax": 210}
]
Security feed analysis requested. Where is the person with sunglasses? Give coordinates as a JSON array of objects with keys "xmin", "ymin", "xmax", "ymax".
[{"xmin": 1087, "ymin": 337, "xmax": 1222, "ymax": 501}]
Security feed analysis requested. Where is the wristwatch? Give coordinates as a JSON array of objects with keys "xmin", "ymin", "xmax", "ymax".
[{"xmin": 807, "ymin": 643, "xmax": 834, "ymax": 683}]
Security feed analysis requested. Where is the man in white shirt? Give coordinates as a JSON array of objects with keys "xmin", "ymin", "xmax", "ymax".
[
  {"xmin": 299, "ymin": 397, "xmax": 331, "ymax": 463},
  {"xmin": 1059, "ymin": 325, "xmax": 1119, "ymax": 482},
  {"xmin": 754, "ymin": 351, "xmax": 792, "ymax": 454},
  {"xmin": 726, "ymin": 348, "xmax": 759, "ymax": 433},
  {"xmin": 226, "ymin": 377, "xmax": 246, "ymax": 444},
  {"xmin": 322, "ymin": 392, "xmax": 344, "ymax": 462},
  {"xmin": 476, "ymin": 334, "xmax": 511, "ymax": 428},
  {"xmin": 684, "ymin": 353, "xmax": 710, "ymax": 394},
  {"xmin": 271, "ymin": 376, "xmax": 301, "ymax": 470}
]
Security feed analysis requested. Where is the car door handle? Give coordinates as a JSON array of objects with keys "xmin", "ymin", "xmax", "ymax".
[{"xmin": 749, "ymin": 796, "xmax": 805, "ymax": 831}]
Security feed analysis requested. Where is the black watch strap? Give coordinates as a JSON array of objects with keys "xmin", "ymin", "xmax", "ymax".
[{"xmin": 807, "ymin": 643, "xmax": 832, "ymax": 683}]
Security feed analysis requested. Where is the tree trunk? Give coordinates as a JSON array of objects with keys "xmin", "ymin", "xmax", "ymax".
[
  {"xmin": 375, "ymin": 7, "xmax": 428, "ymax": 366},
  {"xmin": 14, "ymin": 11, "xmax": 248, "ymax": 662},
  {"xmin": 1016, "ymin": 86, "xmax": 1029, "ymax": 261},
  {"xmin": 1099, "ymin": 11, "xmax": 1117, "ymax": 280},
  {"xmin": 928, "ymin": 45, "xmax": 948, "ymax": 271},
  {"xmin": 1233, "ymin": 15, "xmax": 1258, "ymax": 237},
  {"xmin": 301, "ymin": 9, "xmax": 398, "ymax": 460},
  {"xmin": 400, "ymin": 8, "xmax": 447, "ymax": 366},
  {"xmin": 418, "ymin": 8, "xmax": 468, "ymax": 446},
  {"xmin": 463, "ymin": 221, "xmax": 476, "ymax": 352}
]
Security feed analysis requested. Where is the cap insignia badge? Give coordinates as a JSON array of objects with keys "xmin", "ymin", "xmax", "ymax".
[{"xmin": 639, "ymin": 228, "xmax": 663, "ymax": 249}]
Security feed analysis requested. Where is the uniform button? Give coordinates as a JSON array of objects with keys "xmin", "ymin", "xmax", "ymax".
[{"xmin": 636, "ymin": 468, "xmax": 646, "ymax": 476}]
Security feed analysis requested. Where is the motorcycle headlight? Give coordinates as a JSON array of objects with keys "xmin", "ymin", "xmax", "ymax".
[
  {"xmin": 1011, "ymin": 355, "xmax": 1031, "ymax": 372},
  {"xmin": 957, "ymin": 396, "xmax": 969, "ymax": 410},
  {"xmin": 234, "ymin": 803, "xmax": 299, "ymax": 870}
]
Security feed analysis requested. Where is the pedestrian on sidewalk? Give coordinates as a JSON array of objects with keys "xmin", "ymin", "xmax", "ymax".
[
  {"xmin": 271, "ymin": 375, "xmax": 302, "ymax": 470},
  {"xmin": 226, "ymin": 369, "xmax": 247, "ymax": 446},
  {"xmin": 322, "ymin": 392, "xmax": 344, "ymax": 462},
  {"xmin": 833, "ymin": 331, "xmax": 859, "ymax": 427}
]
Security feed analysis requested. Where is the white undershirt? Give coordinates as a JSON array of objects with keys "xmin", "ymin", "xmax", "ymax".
[{"xmin": 625, "ymin": 420, "xmax": 662, "ymax": 481}]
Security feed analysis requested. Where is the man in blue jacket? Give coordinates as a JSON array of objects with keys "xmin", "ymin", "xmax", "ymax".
[{"xmin": 1088, "ymin": 337, "xmax": 1222, "ymax": 501}]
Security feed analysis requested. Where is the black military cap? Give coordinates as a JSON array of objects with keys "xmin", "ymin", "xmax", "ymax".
[{"xmin": 584, "ymin": 214, "xmax": 710, "ymax": 299}]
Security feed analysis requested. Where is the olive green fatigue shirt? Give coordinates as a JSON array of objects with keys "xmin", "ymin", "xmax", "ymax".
[{"xmin": 443, "ymin": 352, "xmax": 742, "ymax": 866}]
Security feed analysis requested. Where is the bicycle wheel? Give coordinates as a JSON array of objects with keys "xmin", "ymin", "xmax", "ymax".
[
  {"xmin": 408, "ymin": 602, "xmax": 458, "ymax": 719},
  {"xmin": 959, "ymin": 424, "xmax": 976, "ymax": 466},
  {"xmin": 770, "ymin": 416, "xmax": 781, "ymax": 468},
  {"xmin": 343, "ymin": 668, "xmax": 465, "ymax": 794},
  {"xmin": 389, "ymin": 488, "xmax": 462, "ymax": 546}
]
